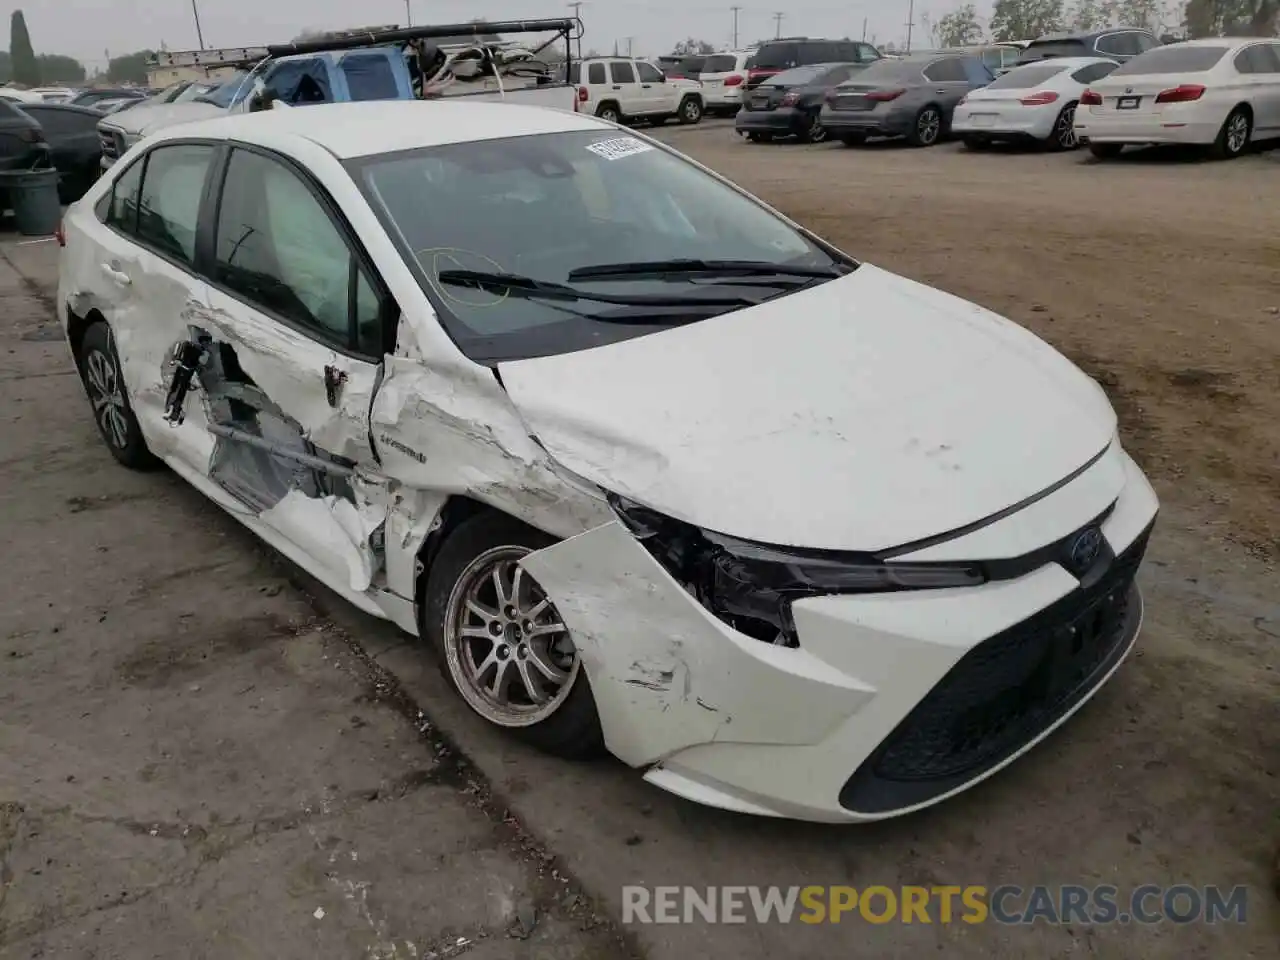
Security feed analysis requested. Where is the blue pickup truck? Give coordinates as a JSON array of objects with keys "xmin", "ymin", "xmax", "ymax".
[{"xmin": 98, "ymin": 29, "xmax": 578, "ymax": 169}]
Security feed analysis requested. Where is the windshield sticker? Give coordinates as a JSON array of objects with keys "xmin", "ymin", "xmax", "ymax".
[{"xmin": 585, "ymin": 137, "xmax": 654, "ymax": 161}]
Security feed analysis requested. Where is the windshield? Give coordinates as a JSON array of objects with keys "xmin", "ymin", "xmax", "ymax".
[
  {"xmin": 846, "ymin": 59, "xmax": 922, "ymax": 83},
  {"xmin": 986, "ymin": 63, "xmax": 1069, "ymax": 88},
  {"xmin": 768, "ymin": 65, "xmax": 831, "ymax": 86},
  {"xmin": 701, "ymin": 54, "xmax": 739, "ymax": 72},
  {"xmin": 1019, "ymin": 40, "xmax": 1089, "ymax": 61},
  {"xmin": 192, "ymin": 71, "xmax": 252, "ymax": 107},
  {"xmin": 349, "ymin": 131, "xmax": 847, "ymax": 362},
  {"xmin": 1111, "ymin": 45, "xmax": 1229, "ymax": 75}
]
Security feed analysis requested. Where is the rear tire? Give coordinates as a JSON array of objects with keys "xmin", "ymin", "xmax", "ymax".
[
  {"xmin": 75, "ymin": 321, "xmax": 158, "ymax": 470},
  {"xmin": 678, "ymin": 96, "xmax": 703, "ymax": 125},
  {"xmin": 595, "ymin": 102, "xmax": 622, "ymax": 124},
  {"xmin": 907, "ymin": 105, "xmax": 943, "ymax": 147},
  {"xmin": 1089, "ymin": 142, "xmax": 1123, "ymax": 160},
  {"xmin": 423, "ymin": 512, "xmax": 605, "ymax": 760},
  {"xmin": 1210, "ymin": 107, "xmax": 1251, "ymax": 160},
  {"xmin": 1048, "ymin": 101, "xmax": 1080, "ymax": 151}
]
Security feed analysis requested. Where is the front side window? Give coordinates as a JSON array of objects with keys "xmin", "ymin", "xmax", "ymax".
[
  {"xmin": 135, "ymin": 144, "xmax": 214, "ymax": 265},
  {"xmin": 857, "ymin": 44, "xmax": 881, "ymax": 63},
  {"xmin": 636, "ymin": 61, "xmax": 663, "ymax": 83},
  {"xmin": 746, "ymin": 43, "xmax": 798, "ymax": 70},
  {"xmin": 214, "ymin": 149, "xmax": 379, "ymax": 352},
  {"xmin": 351, "ymin": 130, "xmax": 848, "ymax": 362}
]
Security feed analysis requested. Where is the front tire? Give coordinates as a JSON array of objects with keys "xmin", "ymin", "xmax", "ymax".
[
  {"xmin": 678, "ymin": 96, "xmax": 703, "ymax": 125},
  {"xmin": 423, "ymin": 512, "xmax": 605, "ymax": 760},
  {"xmin": 1210, "ymin": 107, "xmax": 1251, "ymax": 160},
  {"xmin": 907, "ymin": 105, "xmax": 943, "ymax": 147},
  {"xmin": 76, "ymin": 321, "xmax": 157, "ymax": 470}
]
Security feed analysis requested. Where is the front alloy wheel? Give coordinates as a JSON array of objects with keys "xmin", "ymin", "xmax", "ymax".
[
  {"xmin": 801, "ymin": 112, "xmax": 827, "ymax": 143},
  {"xmin": 443, "ymin": 546, "xmax": 579, "ymax": 727}
]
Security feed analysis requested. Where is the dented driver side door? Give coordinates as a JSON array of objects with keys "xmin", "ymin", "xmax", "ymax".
[{"xmin": 171, "ymin": 144, "xmax": 395, "ymax": 594}]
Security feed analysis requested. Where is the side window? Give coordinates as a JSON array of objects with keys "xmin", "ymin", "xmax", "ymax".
[
  {"xmin": 857, "ymin": 43, "xmax": 880, "ymax": 63},
  {"xmin": 102, "ymin": 157, "xmax": 144, "ymax": 233},
  {"xmin": 1072, "ymin": 62, "xmax": 1117, "ymax": 84},
  {"xmin": 213, "ymin": 149, "xmax": 380, "ymax": 353},
  {"xmin": 263, "ymin": 58, "xmax": 331, "ymax": 104},
  {"xmin": 981, "ymin": 49, "xmax": 1003, "ymax": 72},
  {"xmin": 962, "ymin": 58, "xmax": 995, "ymax": 85},
  {"xmin": 636, "ymin": 61, "xmax": 663, "ymax": 83},
  {"xmin": 610, "ymin": 61, "xmax": 637, "ymax": 84},
  {"xmin": 1135, "ymin": 33, "xmax": 1159, "ymax": 51},
  {"xmin": 1248, "ymin": 44, "xmax": 1280, "ymax": 73},
  {"xmin": 134, "ymin": 144, "xmax": 214, "ymax": 265},
  {"xmin": 1096, "ymin": 34, "xmax": 1122, "ymax": 56},
  {"xmin": 340, "ymin": 54, "xmax": 399, "ymax": 100},
  {"xmin": 587, "ymin": 62, "xmax": 606, "ymax": 84},
  {"xmin": 925, "ymin": 58, "xmax": 968, "ymax": 82}
]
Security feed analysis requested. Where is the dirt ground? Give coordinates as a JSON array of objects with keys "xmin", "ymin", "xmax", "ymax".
[{"xmin": 1, "ymin": 124, "xmax": 1277, "ymax": 960}]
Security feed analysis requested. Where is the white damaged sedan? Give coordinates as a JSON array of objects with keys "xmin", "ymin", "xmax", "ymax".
[{"xmin": 57, "ymin": 100, "xmax": 1158, "ymax": 822}]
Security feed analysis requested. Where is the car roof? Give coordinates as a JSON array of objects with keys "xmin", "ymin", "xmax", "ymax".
[
  {"xmin": 1031, "ymin": 28, "xmax": 1150, "ymax": 41},
  {"xmin": 149, "ymin": 100, "xmax": 610, "ymax": 159}
]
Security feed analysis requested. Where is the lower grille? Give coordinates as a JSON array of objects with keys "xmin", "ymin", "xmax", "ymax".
[{"xmin": 839, "ymin": 524, "xmax": 1152, "ymax": 814}]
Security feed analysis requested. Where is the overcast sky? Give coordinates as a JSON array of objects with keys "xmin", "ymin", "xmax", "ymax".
[{"xmin": 4, "ymin": 0, "xmax": 988, "ymax": 73}]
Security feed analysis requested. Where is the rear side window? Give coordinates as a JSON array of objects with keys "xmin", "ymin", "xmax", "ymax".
[
  {"xmin": 924, "ymin": 58, "xmax": 968, "ymax": 82},
  {"xmin": 135, "ymin": 144, "xmax": 215, "ymax": 266},
  {"xmin": 1021, "ymin": 40, "xmax": 1089, "ymax": 61},
  {"xmin": 103, "ymin": 157, "xmax": 144, "ymax": 233},
  {"xmin": 988, "ymin": 64, "xmax": 1068, "ymax": 89},
  {"xmin": 1236, "ymin": 44, "xmax": 1280, "ymax": 74},
  {"xmin": 702, "ymin": 54, "xmax": 738, "ymax": 73},
  {"xmin": 1113, "ymin": 45, "xmax": 1230, "ymax": 75},
  {"xmin": 340, "ymin": 54, "xmax": 399, "ymax": 100},
  {"xmin": 746, "ymin": 43, "xmax": 799, "ymax": 70},
  {"xmin": 610, "ymin": 61, "xmax": 636, "ymax": 84},
  {"xmin": 587, "ymin": 62, "xmax": 606, "ymax": 84},
  {"xmin": 1071, "ymin": 62, "xmax": 1118, "ymax": 84}
]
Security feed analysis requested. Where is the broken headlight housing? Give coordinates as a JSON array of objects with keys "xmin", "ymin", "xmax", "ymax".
[{"xmin": 609, "ymin": 494, "xmax": 986, "ymax": 647}]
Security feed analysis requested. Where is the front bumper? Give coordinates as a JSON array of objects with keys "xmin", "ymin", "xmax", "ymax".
[
  {"xmin": 521, "ymin": 443, "xmax": 1159, "ymax": 822},
  {"xmin": 734, "ymin": 107, "xmax": 807, "ymax": 135}
]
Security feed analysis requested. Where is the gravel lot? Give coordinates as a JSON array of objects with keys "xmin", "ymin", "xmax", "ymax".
[{"xmin": 1, "ymin": 123, "xmax": 1276, "ymax": 959}]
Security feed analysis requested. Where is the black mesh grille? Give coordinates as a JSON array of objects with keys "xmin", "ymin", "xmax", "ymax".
[{"xmin": 840, "ymin": 525, "xmax": 1151, "ymax": 814}]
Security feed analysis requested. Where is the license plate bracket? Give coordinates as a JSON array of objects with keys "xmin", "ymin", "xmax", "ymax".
[{"xmin": 1116, "ymin": 95, "xmax": 1141, "ymax": 110}]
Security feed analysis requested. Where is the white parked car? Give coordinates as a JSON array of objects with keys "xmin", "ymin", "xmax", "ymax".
[
  {"xmin": 954, "ymin": 57, "xmax": 1120, "ymax": 150},
  {"xmin": 57, "ymin": 100, "xmax": 1158, "ymax": 823},
  {"xmin": 1075, "ymin": 37, "xmax": 1280, "ymax": 160},
  {"xmin": 696, "ymin": 51, "xmax": 752, "ymax": 114},
  {"xmin": 571, "ymin": 56, "xmax": 704, "ymax": 124}
]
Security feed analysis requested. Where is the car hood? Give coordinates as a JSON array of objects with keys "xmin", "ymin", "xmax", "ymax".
[
  {"xmin": 101, "ymin": 101, "xmax": 224, "ymax": 134},
  {"xmin": 497, "ymin": 264, "xmax": 1116, "ymax": 551}
]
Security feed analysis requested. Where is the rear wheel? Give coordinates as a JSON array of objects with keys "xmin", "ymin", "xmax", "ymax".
[
  {"xmin": 907, "ymin": 106, "xmax": 943, "ymax": 147},
  {"xmin": 1089, "ymin": 142, "xmax": 1123, "ymax": 160},
  {"xmin": 595, "ymin": 102, "xmax": 621, "ymax": 124},
  {"xmin": 678, "ymin": 96, "xmax": 703, "ymax": 124},
  {"xmin": 423, "ymin": 512, "xmax": 605, "ymax": 760},
  {"xmin": 1049, "ymin": 101, "xmax": 1080, "ymax": 151},
  {"xmin": 75, "ymin": 321, "xmax": 157, "ymax": 470},
  {"xmin": 1210, "ymin": 107, "xmax": 1251, "ymax": 160},
  {"xmin": 797, "ymin": 111, "xmax": 827, "ymax": 143}
]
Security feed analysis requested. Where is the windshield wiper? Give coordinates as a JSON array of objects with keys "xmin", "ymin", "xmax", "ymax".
[
  {"xmin": 567, "ymin": 258, "xmax": 852, "ymax": 282},
  {"xmin": 436, "ymin": 269, "xmax": 755, "ymax": 307}
]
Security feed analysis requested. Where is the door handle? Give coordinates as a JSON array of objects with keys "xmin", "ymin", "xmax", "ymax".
[
  {"xmin": 641, "ymin": 84, "xmax": 651, "ymax": 88},
  {"xmin": 612, "ymin": 84, "xmax": 621, "ymax": 90},
  {"xmin": 936, "ymin": 89, "xmax": 947, "ymax": 94},
  {"xmin": 99, "ymin": 262, "xmax": 131, "ymax": 286}
]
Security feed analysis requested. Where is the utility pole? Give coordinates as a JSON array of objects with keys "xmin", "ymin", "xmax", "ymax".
[
  {"xmin": 730, "ymin": 5, "xmax": 742, "ymax": 49},
  {"xmin": 861, "ymin": 17, "xmax": 868, "ymax": 41},
  {"xmin": 772, "ymin": 11, "xmax": 784, "ymax": 39},
  {"xmin": 404, "ymin": 0, "xmax": 412, "ymax": 27},
  {"xmin": 905, "ymin": 0, "xmax": 915, "ymax": 53},
  {"xmin": 567, "ymin": 1, "xmax": 584, "ymax": 60},
  {"xmin": 190, "ymin": 0, "xmax": 206, "ymax": 50},
  {"xmin": 624, "ymin": 36, "xmax": 634, "ymax": 56}
]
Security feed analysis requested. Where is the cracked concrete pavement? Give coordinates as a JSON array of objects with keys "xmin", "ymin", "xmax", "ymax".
[{"xmin": 0, "ymin": 240, "xmax": 637, "ymax": 959}]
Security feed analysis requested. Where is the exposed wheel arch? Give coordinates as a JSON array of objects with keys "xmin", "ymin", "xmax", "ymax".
[{"xmin": 66, "ymin": 305, "xmax": 106, "ymax": 373}]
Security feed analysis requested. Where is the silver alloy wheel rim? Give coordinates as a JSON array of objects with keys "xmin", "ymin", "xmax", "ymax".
[
  {"xmin": 1057, "ymin": 105, "xmax": 1077, "ymax": 148},
  {"xmin": 84, "ymin": 347, "xmax": 129, "ymax": 450},
  {"xmin": 601, "ymin": 108, "xmax": 618, "ymax": 122},
  {"xmin": 683, "ymin": 99, "xmax": 700, "ymax": 121},
  {"xmin": 442, "ymin": 545, "xmax": 579, "ymax": 728},
  {"xmin": 1226, "ymin": 113, "xmax": 1248, "ymax": 154},
  {"xmin": 919, "ymin": 109, "xmax": 940, "ymax": 144},
  {"xmin": 809, "ymin": 115, "xmax": 826, "ymax": 142}
]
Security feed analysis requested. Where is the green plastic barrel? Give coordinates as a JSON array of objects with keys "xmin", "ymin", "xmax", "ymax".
[{"xmin": 0, "ymin": 168, "xmax": 61, "ymax": 237}]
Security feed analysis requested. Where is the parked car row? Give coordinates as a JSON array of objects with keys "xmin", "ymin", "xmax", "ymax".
[
  {"xmin": 0, "ymin": 98, "xmax": 107, "ymax": 203},
  {"xmin": 732, "ymin": 36, "xmax": 1280, "ymax": 162}
]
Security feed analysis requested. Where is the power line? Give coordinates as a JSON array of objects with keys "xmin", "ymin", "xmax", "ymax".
[
  {"xmin": 772, "ymin": 11, "xmax": 784, "ymax": 39},
  {"xmin": 730, "ymin": 5, "xmax": 742, "ymax": 49}
]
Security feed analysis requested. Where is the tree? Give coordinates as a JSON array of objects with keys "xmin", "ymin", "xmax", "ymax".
[
  {"xmin": 672, "ymin": 38, "xmax": 715, "ymax": 55},
  {"xmin": 1104, "ymin": 0, "xmax": 1162, "ymax": 29},
  {"xmin": 1184, "ymin": 0, "xmax": 1279, "ymax": 35},
  {"xmin": 9, "ymin": 10, "xmax": 40, "ymax": 86},
  {"xmin": 36, "ymin": 54, "xmax": 85, "ymax": 83},
  {"xmin": 106, "ymin": 50, "xmax": 155, "ymax": 84},
  {"xmin": 0, "ymin": 51, "xmax": 11, "ymax": 84},
  {"xmin": 1071, "ymin": 0, "xmax": 1112, "ymax": 28},
  {"xmin": 937, "ymin": 4, "xmax": 986, "ymax": 45},
  {"xmin": 989, "ymin": 0, "xmax": 1066, "ymax": 40}
]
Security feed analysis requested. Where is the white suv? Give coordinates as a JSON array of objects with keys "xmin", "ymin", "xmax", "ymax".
[
  {"xmin": 696, "ymin": 51, "xmax": 752, "ymax": 115},
  {"xmin": 570, "ymin": 57, "xmax": 704, "ymax": 125}
]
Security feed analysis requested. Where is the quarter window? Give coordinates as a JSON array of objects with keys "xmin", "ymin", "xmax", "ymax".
[
  {"xmin": 213, "ymin": 148, "xmax": 382, "ymax": 354},
  {"xmin": 103, "ymin": 156, "xmax": 144, "ymax": 233},
  {"xmin": 134, "ymin": 144, "xmax": 214, "ymax": 265},
  {"xmin": 925, "ymin": 58, "xmax": 968, "ymax": 82}
]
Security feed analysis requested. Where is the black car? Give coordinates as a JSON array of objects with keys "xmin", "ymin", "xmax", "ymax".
[
  {"xmin": 745, "ymin": 37, "xmax": 882, "ymax": 88},
  {"xmin": 0, "ymin": 99, "xmax": 48, "ymax": 172},
  {"xmin": 69, "ymin": 87, "xmax": 149, "ymax": 108},
  {"xmin": 1018, "ymin": 28, "xmax": 1159, "ymax": 65},
  {"xmin": 735, "ymin": 62, "xmax": 869, "ymax": 143},
  {"xmin": 17, "ymin": 103, "xmax": 102, "ymax": 202}
]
